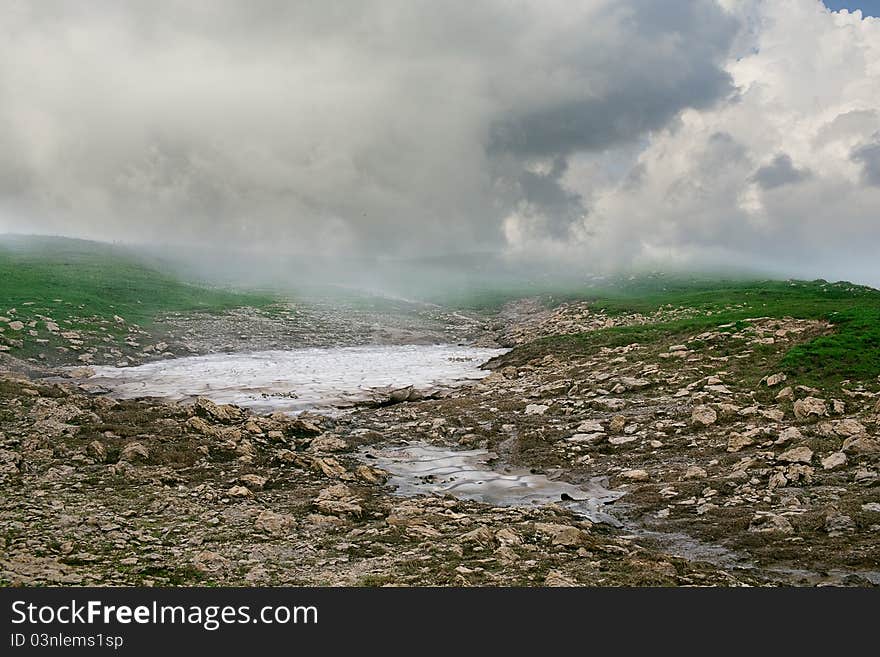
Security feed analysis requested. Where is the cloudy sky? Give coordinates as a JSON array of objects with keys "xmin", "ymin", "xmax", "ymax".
[{"xmin": 0, "ymin": 1, "xmax": 878, "ymax": 282}]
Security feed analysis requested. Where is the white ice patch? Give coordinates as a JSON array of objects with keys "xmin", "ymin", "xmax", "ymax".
[{"xmin": 83, "ymin": 344, "xmax": 507, "ymax": 414}]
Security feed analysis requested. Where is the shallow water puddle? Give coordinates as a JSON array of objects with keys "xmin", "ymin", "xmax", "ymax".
[
  {"xmin": 365, "ymin": 443, "xmax": 624, "ymax": 525},
  {"xmin": 81, "ymin": 344, "xmax": 507, "ymax": 413}
]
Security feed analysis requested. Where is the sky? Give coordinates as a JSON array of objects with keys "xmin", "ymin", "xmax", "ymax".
[
  {"xmin": 0, "ymin": 1, "xmax": 878, "ymax": 284},
  {"xmin": 823, "ymin": 1, "xmax": 880, "ymax": 17}
]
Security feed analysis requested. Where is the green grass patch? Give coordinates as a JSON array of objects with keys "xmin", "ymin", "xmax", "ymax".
[
  {"xmin": 0, "ymin": 235, "xmax": 278, "ymax": 362},
  {"xmin": 0, "ymin": 235, "xmax": 274, "ymax": 325},
  {"xmin": 782, "ymin": 307, "xmax": 880, "ymax": 385},
  {"xmin": 489, "ymin": 277, "xmax": 880, "ymax": 387}
]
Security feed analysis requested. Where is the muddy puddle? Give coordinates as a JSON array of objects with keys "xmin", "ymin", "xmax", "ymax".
[{"xmin": 363, "ymin": 442, "xmax": 624, "ymax": 525}]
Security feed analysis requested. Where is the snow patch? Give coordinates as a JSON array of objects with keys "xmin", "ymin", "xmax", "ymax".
[{"xmin": 84, "ymin": 344, "xmax": 507, "ymax": 413}]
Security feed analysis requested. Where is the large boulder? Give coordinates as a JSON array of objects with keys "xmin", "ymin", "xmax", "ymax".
[
  {"xmin": 86, "ymin": 440, "xmax": 107, "ymax": 463},
  {"xmin": 777, "ymin": 446, "xmax": 813, "ymax": 464},
  {"xmin": 692, "ymin": 405, "xmax": 717, "ymax": 426},
  {"xmin": 793, "ymin": 397, "xmax": 827, "ymax": 421},
  {"xmin": 118, "ymin": 441, "xmax": 149, "ymax": 463},
  {"xmin": 842, "ymin": 435, "xmax": 880, "ymax": 454},
  {"xmin": 748, "ymin": 513, "xmax": 794, "ymax": 534},
  {"xmin": 833, "ymin": 419, "xmax": 865, "ymax": 437},
  {"xmin": 534, "ymin": 523, "xmax": 588, "ymax": 547},
  {"xmin": 727, "ymin": 432, "xmax": 754, "ymax": 453},
  {"xmin": 194, "ymin": 397, "xmax": 245, "ymax": 424},
  {"xmin": 821, "ymin": 452, "xmax": 847, "ymax": 470},
  {"xmin": 255, "ymin": 510, "xmax": 296, "ymax": 535},
  {"xmin": 314, "ymin": 484, "xmax": 363, "ymax": 516}
]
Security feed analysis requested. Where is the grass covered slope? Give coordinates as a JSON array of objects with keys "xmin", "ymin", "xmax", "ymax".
[
  {"xmin": 0, "ymin": 235, "xmax": 274, "ymax": 363},
  {"xmin": 492, "ymin": 277, "xmax": 880, "ymax": 388},
  {"xmin": 782, "ymin": 306, "xmax": 880, "ymax": 382}
]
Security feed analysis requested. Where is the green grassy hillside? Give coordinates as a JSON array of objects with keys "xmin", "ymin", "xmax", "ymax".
[
  {"xmin": 0, "ymin": 235, "xmax": 274, "ymax": 362},
  {"xmin": 492, "ymin": 276, "xmax": 880, "ymax": 387}
]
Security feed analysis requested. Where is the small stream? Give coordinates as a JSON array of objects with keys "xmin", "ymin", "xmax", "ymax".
[{"xmin": 363, "ymin": 442, "xmax": 624, "ymax": 525}]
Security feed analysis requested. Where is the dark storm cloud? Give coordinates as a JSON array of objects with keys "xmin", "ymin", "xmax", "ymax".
[
  {"xmin": 488, "ymin": 0, "xmax": 736, "ymax": 157},
  {"xmin": 851, "ymin": 135, "xmax": 880, "ymax": 186},
  {"xmin": 516, "ymin": 158, "xmax": 584, "ymax": 239},
  {"xmin": 0, "ymin": 0, "xmax": 739, "ymax": 255},
  {"xmin": 752, "ymin": 154, "xmax": 812, "ymax": 189}
]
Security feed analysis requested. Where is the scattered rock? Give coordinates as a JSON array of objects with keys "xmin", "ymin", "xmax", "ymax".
[
  {"xmin": 194, "ymin": 398, "xmax": 245, "ymax": 424},
  {"xmin": 459, "ymin": 526, "xmax": 495, "ymax": 546},
  {"xmin": 308, "ymin": 434, "xmax": 348, "ymax": 452},
  {"xmin": 777, "ymin": 446, "xmax": 813, "ymax": 464},
  {"xmin": 239, "ymin": 474, "xmax": 268, "ymax": 490},
  {"xmin": 495, "ymin": 527, "xmax": 523, "ymax": 547},
  {"xmin": 821, "ymin": 452, "xmax": 847, "ymax": 470},
  {"xmin": 118, "ymin": 441, "xmax": 149, "ymax": 463},
  {"xmin": 226, "ymin": 485, "xmax": 253, "ymax": 498},
  {"xmin": 691, "ymin": 405, "xmax": 717, "ymax": 426},
  {"xmin": 833, "ymin": 419, "xmax": 865, "ymax": 437},
  {"xmin": 793, "ymin": 397, "xmax": 827, "ymax": 421},
  {"xmin": 193, "ymin": 550, "xmax": 230, "ymax": 573},
  {"xmin": 776, "ymin": 386, "xmax": 794, "ymax": 402},
  {"xmin": 254, "ymin": 510, "xmax": 296, "ymax": 534},
  {"xmin": 824, "ymin": 512, "xmax": 855, "ymax": 536},
  {"xmin": 619, "ymin": 469, "xmax": 650, "ymax": 482},
  {"xmin": 308, "ymin": 456, "xmax": 347, "ymax": 478},
  {"xmin": 544, "ymin": 570, "xmax": 577, "ymax": 586},
  {"xmin": 619, "ymin": 377, "xmax": 651, "ymax": 390},
  {"xmin": 576, "ymin": 420, "xmax": 604, "ymax": 433},
  {"xmin": 777, "ymin": 427, "xmax": 803, "ymax": 443},
  {"xmin": 534, "ymin": 523, "xmax": 588, "ymax": 547},
  {"xmin": 842, "ymin": 435, "xmax": 880, "ymax": 454},
  {"xmin": 354, "ymin": 464, "xmax": 386, "ymax": 483},
  {"xmin": 683, "ymin": 466, "xmax": 707, "ymax": 480},
  {"xmin": 186, "ymin": 416, "xmax": 220, "ymax": 437},
  {"xmin": 315, "ymin": 484, "xmax": 362, "ymax": 516},
  {"xmin": 727, "ymin": 432, "xmax": 754, "ymax": 453},
  {"xmin": 284, "ymin": 417, "xmax": 323, "ymax": 437},
  {"xmin": 748, "ymin": 513, "xmax": 794, "ymax": 534},
  {"xmin": 86, "ymin": 440, "xmax": 107, "ymax": 463}
]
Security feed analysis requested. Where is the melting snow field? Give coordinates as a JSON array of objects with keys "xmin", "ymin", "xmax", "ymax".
[{"xmin": 83, "ymin": 344, "xmax": 507, "ymax": 414}]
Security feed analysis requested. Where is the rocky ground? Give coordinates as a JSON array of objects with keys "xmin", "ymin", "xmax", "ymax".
[
  {"xmin": 1, "ymin": 295, "xmax": 491, "ymax": 369},
  {"xmin": 1, "ymin": 298, "xmax": 878, "ymax": 586},
  {"xmin": 158, "ymin": 296, "xmax": 492, "ymax": 355}
]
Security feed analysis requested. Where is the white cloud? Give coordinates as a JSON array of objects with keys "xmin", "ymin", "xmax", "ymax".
[{"xmin": 555, "ymin": 0, "xmax": 880, "ymax": 284}]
